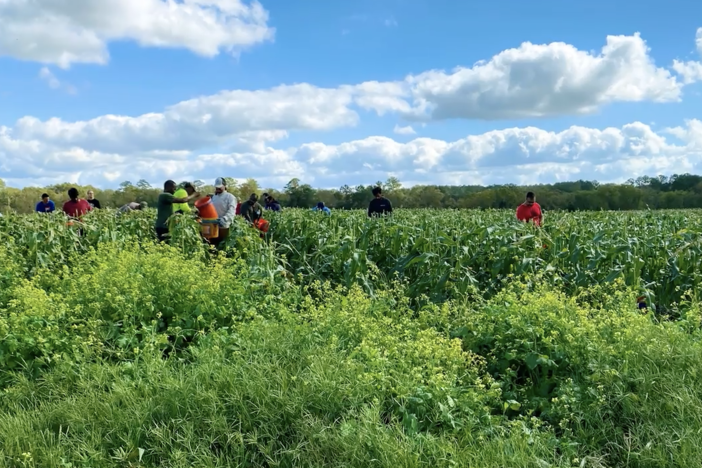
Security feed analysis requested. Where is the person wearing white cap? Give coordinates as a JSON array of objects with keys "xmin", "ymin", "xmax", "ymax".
[{"xmin": 211, "ymin": 177, "xmax": 237, "ymax": 246}]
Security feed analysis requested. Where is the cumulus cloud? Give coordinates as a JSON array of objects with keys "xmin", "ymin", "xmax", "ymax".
[
  {"xmin": 2, "ymin": 120, "xmax": 702, "ymax": 189},
  {"xmin": 0, "ymin": 28, "xmax": 699, "ymax": 188},
  {"xmin": 389, "ymin": 33, "xmax": 682, "ymax": 120},
  {"xmin": 12, "ymin": 84, "xmax": 358, "ymax": 154},
  {"xmin": 6, "ymin": 31, "xmax": 689, "ymax": 157},
  {"xmin": 0, "ymin": 0, "xmax": 274, "ymax": 68},
  {"xmin": 393, "ymin": 125, "xmax": 416, "ymax": 135},
  {"xmin": 672, "ymin": 28, "xmax": 702, "ymax": 84}
]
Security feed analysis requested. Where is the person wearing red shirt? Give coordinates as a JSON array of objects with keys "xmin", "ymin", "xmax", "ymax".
[
  {"xmin": 516, "ymin": 191, "xmax": 542, "ymax": 226},
  {"xmin": 62, "ymin": 187, "xmax": 93, "ymax": 219}
]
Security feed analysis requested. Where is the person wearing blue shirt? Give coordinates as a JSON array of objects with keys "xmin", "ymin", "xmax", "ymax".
[
  {"xmin": 35, "ymin": 193, "xmax": 55, "ymax": 213},
  {"xmin": 312, "ymin": 201, "xmax": 331, "ymax": 215},
  {"xmin": 265, "ymin": 195, "xmax": 282, "ymax": 212}
]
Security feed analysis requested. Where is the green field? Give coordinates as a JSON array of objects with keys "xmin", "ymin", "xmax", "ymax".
[{"xmin": 2, "ymin": 209, "xmax": 702, "ymax": 467}]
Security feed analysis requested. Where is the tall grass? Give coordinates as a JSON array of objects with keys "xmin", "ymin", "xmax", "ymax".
[{"xmin": 1, "ymin": 208, "xmax": 702, "ymax": 466}]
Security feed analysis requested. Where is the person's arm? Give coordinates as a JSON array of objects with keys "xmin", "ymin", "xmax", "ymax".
[
  {"xmin": 35, "ymin": 202, "xmax": 41, "ymax": 213},
  {"xmin": 94, "ymin": 200, "xmax": 101, "ymax": 209},
  {"xmin": 172, "ymin": 192, "xmax": 200, "ymax": 204},
  {"xmin": 49, "ymin": 201, "xmax": 56, "ymax": 212},
  {"xmin": 387, "ymin": 200, "xmax": 393, "ymax": 213},
  {"xmin": 219, "ymin": 195, "xmax": 236, "ymax": 225}
]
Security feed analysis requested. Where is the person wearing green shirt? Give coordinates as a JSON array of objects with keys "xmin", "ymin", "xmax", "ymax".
[
  {"xmin": 239, "ymin": 193, "xmax": 264, "ymax": 224},
  {"xmin": 156, "ymin": 180, "xmax": 199, "ymax": 242},
  {"xmin": 173, "ymin": 182, "xmax": 196, "ymax": 214}
]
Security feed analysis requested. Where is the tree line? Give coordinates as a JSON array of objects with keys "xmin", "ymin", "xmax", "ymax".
[{"xmin": 2, "ymin": 173, "xmax": 702, "ymax": 214}]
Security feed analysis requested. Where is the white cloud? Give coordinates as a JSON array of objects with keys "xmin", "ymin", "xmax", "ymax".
[
  {"xmin": 672, "ymin": 60, "xmax": 702, "ymax": 84},
  {"xmin": 391, "ymin": 33, "xmax": 682, "ymax": 120},
  {"xmin": 0, "ymin": 0, "xmax": 274, "ymax": 68},
  {"xmin": 12, "ymin": 84, "xmax": 358, "ymax": 154},
  {"xmin": 384, "ymin": 17, "xmax": 398, "ymax": 27},
  {"xmin": 2, "ymin": 120, "xmax": 702, "ymax": 190},
  {"xmin": 6, "ymin": 31, "xmax": 688, "ymax": 157},
  {"xmin": 393, "ymin": 125, "xmax": 416, "ymax": 135},
  {"xmin": 39, "ymin": 67, "xmax": 60, "ymax": 89},
  {"xmin": 0, "ymin": 29, "xmax": 699, "ymax": 189},
  {"xmin": 672, "ymin": 28, "xmax": 702, "ymax": 84},
  {"xmin": 38, "ymin": 67, "xmax": 77, "ymax": 94}
]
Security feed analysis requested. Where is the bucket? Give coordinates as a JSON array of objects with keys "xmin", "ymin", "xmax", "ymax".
[
  {"xmin": 194, "ymin": 196, "xmax": 218, "ymax": 219},
  {"xmin": 200, "ymin": 219, "xmax": 219, "ymax": 239},
  {"xmin": 254, "ymin": 218, "xmax": 270, "ymax": 233}
]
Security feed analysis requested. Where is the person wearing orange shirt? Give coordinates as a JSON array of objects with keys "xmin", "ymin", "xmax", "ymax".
[{"xmin": 516, "ymin": 191, "xmax": 542, "ymax": 226}]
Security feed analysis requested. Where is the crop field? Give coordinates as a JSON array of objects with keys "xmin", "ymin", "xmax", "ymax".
[{"xmin": 2, "ymin": 209, "xmax": 702, "ymax": 467}]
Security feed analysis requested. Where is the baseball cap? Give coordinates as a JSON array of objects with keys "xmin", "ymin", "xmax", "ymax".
[{"xmin": 214, "ymin": 177, "xmax": 226, "ymax": 188}]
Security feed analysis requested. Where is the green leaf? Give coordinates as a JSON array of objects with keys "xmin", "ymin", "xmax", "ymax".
[{"xmin": 525, "ymin": 353, "xmax": 539, "ymax": 370}]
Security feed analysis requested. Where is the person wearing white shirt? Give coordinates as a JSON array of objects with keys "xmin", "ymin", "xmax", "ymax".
[{"xmin": 210, "ymin": 177, "xmax": 237, "ymax": 247}]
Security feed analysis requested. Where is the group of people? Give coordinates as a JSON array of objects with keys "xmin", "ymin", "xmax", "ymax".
[
  {"xmin": 36, "ymin": 189, "xmax": 147, "ymax": 218},
  {"xmin": 35, "ymin": 189, "xmax": 97, "ymax": 218},
  {"xmin": 308, "ymin": 187, "xmax": 394, "ymax": 217},
  {"xmin": 33, "ymin": 181, "xmax": 542, "ymax": 244},
  {"xmin": 155, "ymin": 177, "xmax": 269, "ymax": 245}
]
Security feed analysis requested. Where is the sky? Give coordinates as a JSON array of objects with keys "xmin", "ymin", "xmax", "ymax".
[{"xmin": 1, "ymin": 0, "xmax": 702, "ymax": 190}]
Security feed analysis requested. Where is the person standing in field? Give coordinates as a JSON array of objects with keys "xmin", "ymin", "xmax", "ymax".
[
  {"xmin": 368, "ymin": 187, "xmax": 393, "ymax": 217},
  {"xmin": 239, "ymin": 193, "xmax": 263, "ymax": 224},
  {"xmin": 62, "ymin": 188, "xmax": 92, "ymax": 219},
  {"xmin": 313, "ymin": 201, "xmax": 331, "ymax": 215},
  {"xmin": 155, "ymin": 180, "xmax": 199, "ymax": 242},
  {"xmin": 173, "ymin": 182, "xmax": 197, "ymax": 215},
  {"xmin": 210, "ymin": 177, "xmax": 237, "ymax": 246},
  {"xmin": 35, "ymin": 193, "xmax": 56, "ymax": 213},
  {"xmin": 86, "ymin": 190, "xmax": 101, "ymax": 209},
  {"xmin": 516, "ymin": 191, "xmax": 543, "ymax": 226}
]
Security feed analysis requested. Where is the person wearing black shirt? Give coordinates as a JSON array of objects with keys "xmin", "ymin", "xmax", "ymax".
[
  {"xmin": 86, "ymin": 190, "xmax": 101, "ymax": 209},
  {"xmin": 368, "ymin": 186, "xmax": 393, "ymax": 217}
]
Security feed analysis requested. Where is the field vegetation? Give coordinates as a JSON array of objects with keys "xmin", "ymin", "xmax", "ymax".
[{"xmin": 1, "ymin": 209, "xmax": 702, "ymax": 467}]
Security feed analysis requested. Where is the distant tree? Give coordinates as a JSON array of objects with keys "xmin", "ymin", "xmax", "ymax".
[
  {"xmin": 385, "ymin": 177, "xmax": 402, "ymax": 192},
  {"xmin": 6, "ymin": 173, "xmax": 702, "ymax": 214}
]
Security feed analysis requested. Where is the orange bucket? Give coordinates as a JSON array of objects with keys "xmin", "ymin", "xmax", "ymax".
[
  {"xmin": 199, "ymin": 219, "xmax": 219, "ymax": 239},
  {"xmin": 194, "ymin": 196, "xmax": 218, "ymax": 220},
  {"xmin": 254, "ymin": 218, "xmax": 269, "ymax": 233}
]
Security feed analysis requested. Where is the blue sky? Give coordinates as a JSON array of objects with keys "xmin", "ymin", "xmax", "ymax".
[{"xmin": 1, "ymin": 0, "xmax": 702, "ymax": 189}]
